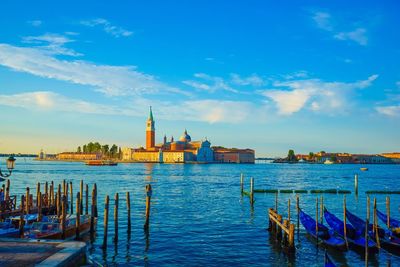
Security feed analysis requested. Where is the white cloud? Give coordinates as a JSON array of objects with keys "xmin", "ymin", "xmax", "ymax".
[
  {"xmin": 312, "ymin": 11, "xmax": 368, "ymax": 46},
  {"xmin": 260, "ymin": 75, "xmax": 378, "ymax": 115},
  {"xmin": 0, "ymin": 91, "xmax": 255, "ymax": 124},
  {"xmin": 230, "ymin": 73, "xmax": 265, "ymax": 86},
  {"xmin": 0, "ymin": 43, "xmax": 184, "ymax": 97},
  {"xmin": 183, "ymin": 73, "xmax": 238, "ymax": 93},
  {"xmin": 22, "ymin": 33, "xmax": 81, "ymax": 56},
  {"xmin": 312, "ymin": 12, "xmax": 333, "ymax": 31},
  {"xmin": 27, "ymin": 20, "xmax": 42, "ymax": 27},
  {"xmin": 375, "ymin": 105, "xmax": 400, "ymax": 117},
  {"xmin": 334, "ymin": 28, "xmax": 368, "ymax": 46},
  {"xmin": 81, "ymin": 18, "xmax": 133, "ymax": 38}
]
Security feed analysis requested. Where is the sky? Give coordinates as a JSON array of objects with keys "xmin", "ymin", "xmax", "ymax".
[{"xmin": 0, "ymin": 0, "xmax": 399, "ymax": 157}]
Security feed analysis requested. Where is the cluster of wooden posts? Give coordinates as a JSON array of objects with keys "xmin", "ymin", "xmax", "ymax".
[
  {"xmin": 1, "ymin": 179, "xmax": 154, "ymax": 248},
  {"xmin": 240, "ymin": 173, "xmax": 396, "ymax": 260},
  {"xmin": 101, "ymin": 183, "xmax": 152, "ymax": 249},
  {"xmin": 4, "ymin": 179, "xmax": 99, "ymax": 240}
]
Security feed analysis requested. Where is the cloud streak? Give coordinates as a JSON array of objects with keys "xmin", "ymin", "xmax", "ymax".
[
  {"xmin": 81, "ymin": 18, "xmax": 133, "ymax": 38},
  {"xmin": 260, "ymin": 75, "xmax": 378, "ymax": 115},
  {"xmin": 0, "ymin": 43, "xmax": 183, "ymax": 96}
]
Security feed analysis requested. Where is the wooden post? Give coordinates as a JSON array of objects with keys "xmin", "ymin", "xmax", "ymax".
[
  {"xmin": 57, "ymin": 184, "xmax": 61, "ymax": 217},
  {"xmin": 19, "ymin": 195, "xmax": 25, "ymax": 238},
  {"xmin": 25, "ymin": 187, "xmax": 30, "ymax": 214},
  {"xmin": 365, "ymin": 195, "xmax": 370, "ymax": 265},
  {"xmin": 275, "ymin": 191, "xmax": 278, "ymax": 213},
  {"xmin": 373, "ymin": 198, "xmax": 381, "ymax": 248},
  {"xmin": 127, "ymin": 192, "xmax": 131, "ymax": 235},
  {"xmin": 44, "ymin": 182, "xmax": 48, "ymax": 207},
  {"xmin": 63, "ymin": 180, "xmax": 66, "ymax": 197},
  {"xmin": 250, "ymin": 177, "xmax": 254, "ymax": 205},
  {"xmin": 386, "ymin": 196, "xmax": 390, "ymax": 228},
  {"xmin": 144, "ymin": 184, "xmax": 152, "ymax": 230},
  {"xmin": 36, "ymin": 182, "xmax": 41, "ymax": 207},
  {"xmin": 288, "ymin": 198, "xmax": 291, "ymax": 222},
  {"xmin": 65, "ymin": 181, "xmax": 69, "ymax": 211},
  {"xmin": 283, "ymin": 219, "xmax": 288, "ymax": 245},
  {"xmin": 114, "ymin": 193, "xmax": 119, "ymax": 242},
  {"xmin": 102, "ymin": 195, "xmax": 109, "ymax": 249},
  {"xmin": 276, "ymin": 215, "xmax": 282, "ymax": 240},
  {"xmin": 85, "ymin": 184, "xmax": 89, "ymax": 215},
  {"xmin": 320, "ymin": 195, "xmax": 324, "ymax": 224},
  {"xmin": 343, "ymin": 195, "xmax": 348, "ymax": 249},
  {"xmin": 90, "ymin": 188, "xmax": 95, "ymax": 239},
  {"xmin": 355, "ymin": 174, "xmax": 358, "ymax": 195},
  {"xmin": 94, "ymin": 183, "xmax": 98, "ymax": 217},
  {"xmin": 37, "ymin": 192, "xmax": 42, "ymax": 222},
  {"xmin": 288, "ymin": 223, "xmax": 295, "ymax": 250},
  {"xmin": 5, "ymin": 179, "xmax": 10, "ymax": 200},
  {"xmin": 296, "ymin": 194, "xmax": 299, "ymax": 234},
  {"xmin": 70, "ymin": 182, "xmax": 73, "ymax": 214},
  {"xmin": 61, "ymin": 195, "xmax": 66, "ymax": 239},
  {"xmin": 50, "ymin": 181, "xmax": 54, "ymax": 206},
  {"xmin": 316, "ymin": 197, "xmax": 319, "ymax": 244},
  {"xmin": 80, "ymin": 180, "xmax": 83, "ymax": 215},
  {"xmin": 240, "ymin": 173, "xmax": 244, "ymax": 194},
  {"xmin": 76, "ymin": 192, "xmax": 80, "ymax": 240}
]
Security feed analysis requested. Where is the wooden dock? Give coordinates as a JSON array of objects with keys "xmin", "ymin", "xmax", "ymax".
[{"xmin": 0, "ymin": 238, "xmax": 87, "ymax": 267}]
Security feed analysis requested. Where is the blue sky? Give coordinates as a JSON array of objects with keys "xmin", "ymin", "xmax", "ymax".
[{"xmin": 0, "ymin": 0, "xmax": 399, "ymax": 156}]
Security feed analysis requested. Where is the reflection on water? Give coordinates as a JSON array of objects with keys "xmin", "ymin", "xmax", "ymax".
[{"xmin": 4, "ymin": 158, "xmax": 400, "ymax": 266}]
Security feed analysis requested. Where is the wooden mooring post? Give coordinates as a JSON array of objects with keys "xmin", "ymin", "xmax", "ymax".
[
  {"xmin": 94, "ymin": 183, "xmax": 98, "ymax": 217},
  {"xmin": 240, "ymin": 173, "xmax": 244, "ymax": 194},
  {"xmin": 250, "ymin": 177, "xmax": 254, "ymax": 205},
  {"xmin": 45, "ymin": 182, "xmax": 48, "ymax": 207},
  {"xmin": 373, "ymin": 198, "xmax": 381, "ymax": 248},
  {"xmin": 343, "ymin": 195, "xmax": 348, "ymax": 249},
  {"xmin": 102, "ymin": 195, "xmax": 109, "ymax": 249},
  {"xmin": 268, "ymin": 208, "xmax": 295, "ymax": 252},
  {"xmin": 70, "ymin": 182, "xmax": 73, "ymax": 215},
  {"xmin": 85, "ymin": 184, "xmax": 89, "ymax": 215},
  {"xmin": 37, "ymin": 192, "xmax": 42, "ymax": 222},
  {"xmin": 296, "ymin": 195, "xmax": 299, "ymax": 235},
  {"xmin": 19, "ymin": 195, "xmax": 25, "ymax": 238},
  {"xmin": 25, "ymin": 187, "xmax": 30, "ymax": 215},
  {"xmin": 386, "ymin": 196, "xmax": 390, "ymax": 228},
  {"xmin": 36, "ymin": 182, "xmax": 40, "ymax": 207},
  {"xmin": 5, "ymin": 179, "xmax": 10, "ymax": 200},
  {"xmin": 144, "ymin": 184, "xmax": 152, "ymax": 231},
  {"xmin": 90, "ymin": 187, "xmax": 96, "ymax": 240},
  {"xmin": 61, "ymin": 195, "xmax": 66, "ymax": 239},
  {"xmin": 76, "ymin": 192, "xmax": 80, "ymax": 240},
  {"xmin": 127, "ymin": 192, "xmax": 131, "ymax": 235},
  {"xmin": 114, "ymin": 193, "xmax": 119, "ymax": 243},
  {"xmin": 80, "ymin": 180, "xmax": 83, "ymax": 214},
  {"xmin": 355, "ymin": 174, "xmax": 358, "ymax": 195}
]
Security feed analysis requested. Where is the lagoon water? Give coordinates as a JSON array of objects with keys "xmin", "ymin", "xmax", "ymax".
[{"xmin": 5, "ymin": 158, "xmax": 400, "ymax": 266}]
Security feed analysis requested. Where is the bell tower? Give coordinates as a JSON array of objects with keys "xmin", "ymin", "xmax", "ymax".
[{"xmin": 146, "ymin": 106, "xmax": 155, "ymax": 149}]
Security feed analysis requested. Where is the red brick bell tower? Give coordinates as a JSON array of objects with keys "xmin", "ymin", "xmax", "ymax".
[{"xmin": 146, "ymin": 106, "xmax": 155, "ymax": 149}]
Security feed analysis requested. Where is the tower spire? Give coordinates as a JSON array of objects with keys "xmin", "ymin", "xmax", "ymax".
[{"xmin": 149, "ymin": 106, "xmax": 154, "ymax": 121}]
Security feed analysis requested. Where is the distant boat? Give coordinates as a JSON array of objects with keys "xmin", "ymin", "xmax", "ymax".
[
  {"xmin": 86, "ymin": 160, "xmax": 118, "ymax": 166},
  {"xmin": 324, "ymin": 159, "xmax": 334, "ymax": 165},
  {"xmin": 360, "ymin": 167, "xmax": 368, "ymax": 171}
]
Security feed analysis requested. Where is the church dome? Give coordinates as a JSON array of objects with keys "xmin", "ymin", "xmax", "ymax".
[{"xmin": 179, "ymin": 129, "xmax": 191, "ymax": 142}]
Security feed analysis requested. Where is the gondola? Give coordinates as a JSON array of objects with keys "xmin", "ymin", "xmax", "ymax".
[
  {"xmin": 299, "ymin": 209, "xmax": 347, "ymax": 251},
  {"xmin": 377, "ymin": 209, "xmax": 400, "ymax": 237},
  {"xmin": 346, "ymin": 210, "xmax": 400, "ymax": 255},
  {"xmin": 324, "ymin": 208, "xmax": 378, "ymax": 254},
  {"xmin": 324, "ymin": 252, "xmax": 336, "ymax": 267}
]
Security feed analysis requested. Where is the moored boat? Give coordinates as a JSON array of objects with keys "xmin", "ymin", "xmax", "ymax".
[
  {"xmin": 346, "ymin": 210, "xmax": 400, "ymax": 256},
  {"xmin": 299, "ymin": 209, "xmax": 347, "ymax": 251},
  {"xmin": 360, "ymin": 167, "xmax": 368, "ymax": 171},
  {"xmin": 324, "ymin": 207, "xmax": 378, "ymax": 254},
  {"xmin": 86, "ymin": 160, "xmax": 118, "ymax": 166},
  {"xmin": 376, "ymin": 209, "xmax": 400, "ymax": 237}
]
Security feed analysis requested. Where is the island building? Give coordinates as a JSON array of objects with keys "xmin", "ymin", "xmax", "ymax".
[{"xmin": 122, "ymin": 107, "xmax": 255, "ymax": 163}]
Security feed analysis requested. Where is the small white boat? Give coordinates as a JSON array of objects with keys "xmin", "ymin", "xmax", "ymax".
[
  {"xmin": 360, "ymin": 167, "xmax": 368, "ymax": 171},
  {"xmin": 324, "ymin": 159, "xmax": 334, "ymax": 164}
]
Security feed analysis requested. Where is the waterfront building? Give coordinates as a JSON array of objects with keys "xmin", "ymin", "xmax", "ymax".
[
  {"xmin": 381, "ymin": 152, "xmax": 400, "ymax": 163},
  {"xmin": 122, "ymin": 107, "xmax": 255, "ymax": 163}
]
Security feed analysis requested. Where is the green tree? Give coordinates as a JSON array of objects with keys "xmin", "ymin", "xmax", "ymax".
[
  {"xmin": 110, "ymin": 144, "xmax": 118, "ymax": 158},
  {"xmin": 102, "ymin": 144, "xmax": 109, "ymax": 157},
  {"xmin": 77, "ymin": 146, "xmax": 82, "ymax": 153},
  {"xmin": 87, "ymin": 142, "xmax": 94, "ymax": 153},
  {"xmin": 287, "ymin": 149, "xmax": 297, "ymax": 162},
  {"xmin": 82, "ymin": 145, "xmax": 87, "ymax": 153},
  {"xmin": 309, "ymin": 152, "xmax": 314, "ymax": 160}
]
